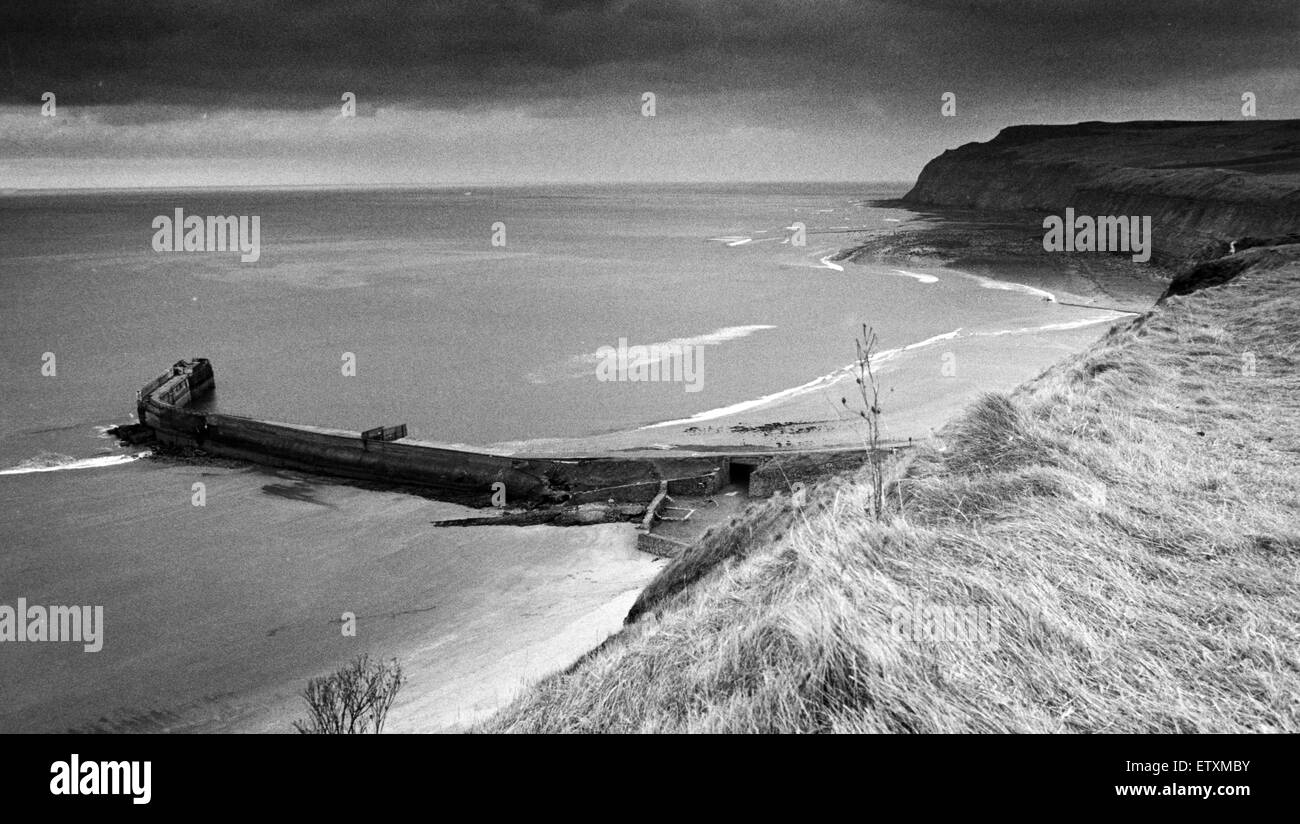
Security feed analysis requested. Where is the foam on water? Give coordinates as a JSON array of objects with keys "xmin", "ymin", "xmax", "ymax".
[
  {"xmin": 960, "ymin": 271, "xmax": 1057, "ymax": 302},
  {"xmin": 638, "ymin": 311, "xmax": 1130, "ymax": 430},
  {"xmin": 639, "ymin": 329, "xmax": 964, "ymax": 428},
  {"xmin": 972, "ymin": 315, "xmax": 1128, "ymax": 337},
  {"xmin": 0, "ymin": 451, "xmax": 149, "ymax": 475},
  {"xmin": 889, "ymin": 268, "xmax": 940, "ymax": 284},
  {"xmin": 527, "ymin": 324, "xmax": 778, "ymax": 384}
]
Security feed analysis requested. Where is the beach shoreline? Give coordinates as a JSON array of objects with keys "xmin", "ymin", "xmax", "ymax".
[
  {"xmin": 0, "ymin": 193, "xmax": 1183, "ymax": 735},
  {"xmin": 492, "ymin": 210, "xmax": 1168, "ymax": 458},
  {"xmin": 479, "ymin": 119, "xmax": 1300, "ymax": 735}
]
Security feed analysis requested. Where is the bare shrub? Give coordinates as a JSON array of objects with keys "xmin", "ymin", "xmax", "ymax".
[
  {"xmin": 842, "ymin": 324, "xmax": 885, "ymax": 520},
  {"xmin": 292, "ymin": 654, "xmax": 404, "ymax": 734}
]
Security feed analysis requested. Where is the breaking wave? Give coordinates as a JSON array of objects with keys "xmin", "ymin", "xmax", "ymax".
[{"xmin": 0, "ymin": 451, "xmax": 149, "ymax": 476}]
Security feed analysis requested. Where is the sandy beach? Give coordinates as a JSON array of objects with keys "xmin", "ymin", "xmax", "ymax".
[
  {"xmin": 494, "ymin": 215, "xmax": 1170, "ymax": 458},
  {"xmin": 0, "ymin": 209, "xmax": 1172, "ymax": 734},
  {"xmin": 0, "ymin": 459, "xmax": 664, "ymax": 732}
]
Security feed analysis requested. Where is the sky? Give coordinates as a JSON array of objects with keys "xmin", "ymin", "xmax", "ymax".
[{"xmin": 1, "ymin": 0, "xmax": 1297, "ymax": 189}]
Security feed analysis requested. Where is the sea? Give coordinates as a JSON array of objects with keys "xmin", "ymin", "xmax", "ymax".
[{"xmin": 0, "ymin": 183, "xmax": 1124, "ymax": 731}]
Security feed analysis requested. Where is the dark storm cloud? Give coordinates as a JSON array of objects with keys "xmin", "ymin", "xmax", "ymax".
[{"xmin": 2, "ymin": 0, "xmax": 1296, "ymax": 114}]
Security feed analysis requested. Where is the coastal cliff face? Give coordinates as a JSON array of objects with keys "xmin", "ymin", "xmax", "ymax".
[
  {"xmin": 903, "ymin": 120, "xmax": 1300, "ymax": 264},
  {"xmin": 481, "ymin": 122, "xmax": 1300, "ymax": 734}
]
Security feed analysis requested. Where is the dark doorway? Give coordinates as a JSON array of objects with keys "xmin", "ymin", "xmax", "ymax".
[{"xmin": 728, "ymin": 459, "xmax": 758, "ymax": 493}]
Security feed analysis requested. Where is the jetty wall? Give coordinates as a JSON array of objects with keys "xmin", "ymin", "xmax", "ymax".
[{"xmin": 135, "ymin": 359, "xmax": 725, "ymax": 506}]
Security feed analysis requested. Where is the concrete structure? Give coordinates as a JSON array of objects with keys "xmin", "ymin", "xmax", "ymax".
[{"xmin": 134, "ymin": 359, "xmax": 730, "ymax": 506}]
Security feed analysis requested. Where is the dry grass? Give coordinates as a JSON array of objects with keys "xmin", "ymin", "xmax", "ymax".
[{"xmin": 479, "ymin": 257, "xmax": 1300, "ymax": 733}]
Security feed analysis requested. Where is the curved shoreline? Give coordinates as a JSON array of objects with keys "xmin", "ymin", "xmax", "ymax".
[{"xmin": 479, "ymin": 119, "xmax": 1300, "ymax": 734}]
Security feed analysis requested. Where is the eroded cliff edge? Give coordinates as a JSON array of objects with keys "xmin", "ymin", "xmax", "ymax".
[
  {"xmin": 902, "ymin": 120, "xmax": 1300, "ymax": 265},
  {"xmin": 480, "ymin": 121, "xmax": 1300, "ymax": 733}
]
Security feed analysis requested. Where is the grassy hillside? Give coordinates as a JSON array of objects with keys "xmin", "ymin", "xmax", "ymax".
[{"xmin": 480, "ymin": 250, "xmax": 1300, "ymax": 733}]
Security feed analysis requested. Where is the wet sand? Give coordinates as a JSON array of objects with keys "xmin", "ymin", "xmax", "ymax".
[
  {"xmin": 0, "ymin": 212, "xmax": 1170, "ymax": 733},
  {"xmin": 0, "ymin": 460, "xmax": 663, "ymax": 732},
  {"xmin": 493, "ymin": 256, "xmax": 1163, "ymax": 457}
]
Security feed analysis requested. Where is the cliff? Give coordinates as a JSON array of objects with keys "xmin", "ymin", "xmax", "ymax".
[
  {"xmin": 903, "ymin": 120, "xmax": 1300, "ymax": 264},
  {"xmin": 479, "ymin": 122, "xmax": 1300, "ymax": 734}
]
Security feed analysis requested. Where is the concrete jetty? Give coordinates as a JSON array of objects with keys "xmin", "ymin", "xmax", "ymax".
[
  {"xmin": 122, "ymin": 358, "xmax": 880, "ymax": 556},
  {"xmin": 130, "ymin": 359, "xmax": 777, "ymax": 507}
]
